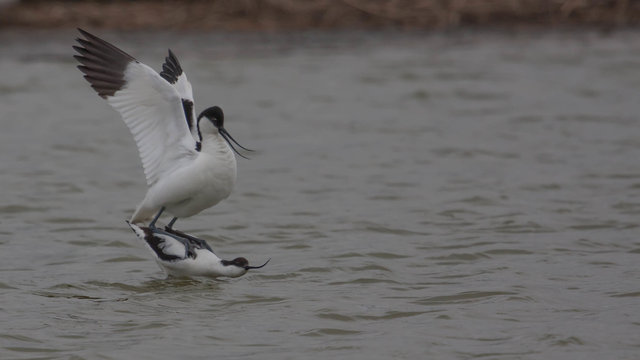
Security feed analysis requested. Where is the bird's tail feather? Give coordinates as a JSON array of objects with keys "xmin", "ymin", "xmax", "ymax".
[{"xmin": 130, "ymin": 204, "xmax": 156, "ymax": 224}]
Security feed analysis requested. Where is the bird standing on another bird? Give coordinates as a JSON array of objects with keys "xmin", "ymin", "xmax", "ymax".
[{"xmin": 73, "ymin": 29, "xmax": 252, "ymax": 234}]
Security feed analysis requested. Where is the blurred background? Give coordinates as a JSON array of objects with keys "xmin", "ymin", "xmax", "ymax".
[
  {"xmin": 1, "ymin": 0, "xmax": 639, "ymax": 30},
  {"xmin": 1, "ymin": 1, "xmax": 639, "ymax": 360}
]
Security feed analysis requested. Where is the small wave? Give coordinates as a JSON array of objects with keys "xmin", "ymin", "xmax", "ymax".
[
  {"xmin": 414, "ymin": 291, "xmax": 517, "ymax": 305},
  {"xmin": 300, "ymin": 328, "xmax": 362, "ymax": 337}
]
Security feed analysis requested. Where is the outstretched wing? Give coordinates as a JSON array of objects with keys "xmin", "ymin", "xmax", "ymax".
[
  {"xmin": 159, "ymin": 50, "xmax": 200, "ymax": 142},
  {"xmin": 74, "ymin": 29, "xmax": 198, "ymax": 187}
]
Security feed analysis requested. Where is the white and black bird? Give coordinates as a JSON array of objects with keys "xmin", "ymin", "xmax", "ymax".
[
  {"xmin": 127, "ymin": 222, "xmax": 269, "ymax": 278},
  {"xmin": 73, "ymin": 29, "xmax": 252, "ymax": 234}
]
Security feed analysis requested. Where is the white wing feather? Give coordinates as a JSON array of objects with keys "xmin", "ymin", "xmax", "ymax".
[
  {"xmin": 174, "ymin": 72, "xmax": 193, "ymax": 102},
  {"xmin": 108, "ymin": 62, "xmax": 197, "ymax": 186},
  {"xmin": 160, "ymin": 50, "xmax": 200, "ymax": 142},
  {"xmin": 174, "ymin": 72, "xmax": 199, "ymax": 142},
  {"xmin": 74, "ymin": 30, "xmax": 199, "ymax": 187},
  {"xmin": 153, "ymin": 234, "xmax": 188, "ymax": 259}
]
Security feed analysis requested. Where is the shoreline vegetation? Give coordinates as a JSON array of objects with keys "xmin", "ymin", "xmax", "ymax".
[{"xmin": 0, "ymin": 0, "xmax": 639, "ymax": 31}]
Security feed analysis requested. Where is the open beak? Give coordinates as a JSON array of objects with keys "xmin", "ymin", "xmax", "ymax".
[
  {"xmin": 245, "ymin": 258, "xmax": 270, "ymax": 270},
  {"xmin": 219, "ymin": 128, "xmax": 254, "ymax": 159}
]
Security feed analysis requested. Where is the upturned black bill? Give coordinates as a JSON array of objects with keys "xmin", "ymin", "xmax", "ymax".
[
  {"xmin": 245, "ymin": 258, "xmax": 271, "ymax": 270},
  {"xmin": 219, "ymin": 128, "xmax": 254, "ymax": 159}
]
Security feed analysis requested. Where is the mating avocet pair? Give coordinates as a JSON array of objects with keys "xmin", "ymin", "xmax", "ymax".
[{"xmin": 74, "ymin": 29, "xmax": 268, "ymax": 278}]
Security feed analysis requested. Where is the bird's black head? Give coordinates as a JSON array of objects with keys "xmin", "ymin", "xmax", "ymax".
[
  {"xmin": 197, "ymin": 106, "xmax": 253, "ymax": 159},
  {"xmin": 221, "ymin": 257, "xmax": 249, "ymax": 268},
  {"xmin": 198, "ymin": 106, "xmax": 224, "ymax": 129}
]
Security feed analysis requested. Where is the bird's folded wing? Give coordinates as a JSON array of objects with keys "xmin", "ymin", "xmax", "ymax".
[
  {"xmin": 128, "ymin": 223, "xmax": 188, "ymax": 261},
  {"xmin": 74, "ymin": 29, "xmax": 197, "ymax": 187}
]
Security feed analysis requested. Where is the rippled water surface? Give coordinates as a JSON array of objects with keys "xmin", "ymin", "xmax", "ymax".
[{"xmin": 1, "ymin": 29, "xmax": 639, "ymax": 359}]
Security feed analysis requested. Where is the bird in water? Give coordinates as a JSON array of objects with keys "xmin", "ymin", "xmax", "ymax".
[
  {"xmin": 73, "ymin": 29, "xmax": 252, "ymax": 239},
  {"xmin": 127, "ymin": 222, "xmax": 269, "ymax": 278}
]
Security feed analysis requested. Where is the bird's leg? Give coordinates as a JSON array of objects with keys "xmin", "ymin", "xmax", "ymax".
[
  {"xmin": 174, "ymin": 235, "xmax": 197, "ymax": 259},
  {"xmin": 146, "ymin": 208, "xmax": 196, "ymax": 258},
  {"xmin": 162, "ymin": 217, "xmax": 198, "ymax": 256},
  {"xmin": 149, "ymin": 207, "xmax": 165, "ymax": 229},
  {"xmin": 164, "ymin": 227, "xmax": 213, "ymax": 253},
  {"xmin": 166, "ymin": 217, "xmax": 178, "ymax": 230}
]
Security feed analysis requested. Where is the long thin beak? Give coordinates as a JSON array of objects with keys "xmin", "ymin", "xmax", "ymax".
[
  {"xmin": 245, "ymin": 258, "xmax": 270, "ymax": 270},
  {"xmin": 219, "ymin": 128, "xmax": 254, "ymax": 159}
]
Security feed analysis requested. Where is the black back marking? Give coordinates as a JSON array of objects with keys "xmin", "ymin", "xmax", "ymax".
[
  {"xmin": 73, "ymin": 28, "xmax": 137, "ymax": 98},
  {"xmin": 141, "ymin": 227, "xmax": 184, "ymax": 262},
  {"xmin": 196, "ymin": 116, "xmax": 203, "ymax": 143},
  {"xmin": 182, "ymin": 98, "xmax": 194, "ymax": 132},
  {"xmin": 159, "ymin": 49, "xmax": 183, "ymax": 84}
]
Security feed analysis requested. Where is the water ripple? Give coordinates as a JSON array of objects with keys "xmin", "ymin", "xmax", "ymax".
[
  {"xmin": 301, "ymin": 328, "xmax": 362, "ymax": 337},
  {"xmin": 329, "ymin": 278, "xmax": 400, "ymax": 286},
  {"xmin": 414, "ymin": 291, "xmax": 517, "ymax": 305},
  {"xmin": 355, "ymin": 311, "xmax": 427, "ymax": 321}
]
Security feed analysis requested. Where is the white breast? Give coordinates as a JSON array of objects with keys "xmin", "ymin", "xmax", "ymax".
[{"xmin": 150, "ymin": 152, "xmax": 236, "ymax": 218}]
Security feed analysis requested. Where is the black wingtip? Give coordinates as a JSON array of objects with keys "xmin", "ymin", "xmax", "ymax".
[
  {"xmin": 77, "ymin": 28, "xmax": 99, "ymax": 42},
  {"xmin": 159, "ymin": 48, "xmax": 183, "ymax": 84},
  {"xmin": 73, "ymin": 29, "xmax": 136, "ymax": 98}
]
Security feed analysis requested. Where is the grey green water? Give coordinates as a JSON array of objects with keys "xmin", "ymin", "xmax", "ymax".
[{"xmin": 1, "ymin": 29, "xmax": 639, "ymax": 359}]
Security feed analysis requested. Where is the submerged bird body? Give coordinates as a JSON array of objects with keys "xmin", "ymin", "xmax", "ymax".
[
  {"xmin": 127, "ymin": 222, "xmax": 269, "ymax": 278},
  {"xmin": 74, "ymin": 29, "xmax": 251, "ymax": 227}
]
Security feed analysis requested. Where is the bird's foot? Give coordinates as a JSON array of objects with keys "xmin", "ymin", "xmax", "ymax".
[{"xmin": 182, "ymin": 240, "xmax": 198, "ymax": 259}]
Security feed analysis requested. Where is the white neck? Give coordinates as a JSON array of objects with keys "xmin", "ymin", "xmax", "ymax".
[
  {"xmin": 164, "ymin": 250, "xmax": 247, "ymax": 278},
  {"xmin": 199, "ymin": 251, "xmax": 246, "ymax": 278},
  {"xmin": 200, "ymin": 132, "xmax": 234, "ymax": 157},
  {"xmin": 209, "ymin": 262, "xmax": 247, "ymax": 278}
]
